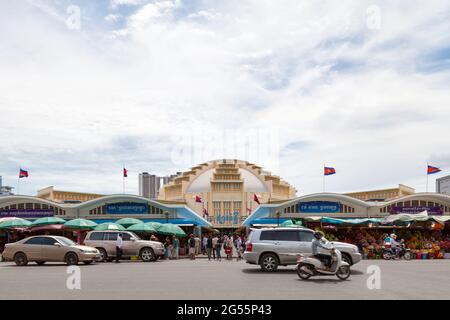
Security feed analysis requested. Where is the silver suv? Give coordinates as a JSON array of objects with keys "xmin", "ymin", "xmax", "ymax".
[
  {"xmin": 243, "ymin": 227, "xmax": 361, "ymax": 272},
  {"xmin": 84, "ymin": 230, "xmax": 165, "ymax": 262}
]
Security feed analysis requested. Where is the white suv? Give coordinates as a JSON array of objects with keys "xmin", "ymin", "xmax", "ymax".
[
  {"xmin": 243, "ymin": 227, "xmax": 361, "ymax": 272},
  {"xmin": 84, "ymin": 230, "xmax": 165, "ymax": 262}
]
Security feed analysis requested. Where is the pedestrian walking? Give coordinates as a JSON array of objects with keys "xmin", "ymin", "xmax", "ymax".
[
  {"xmin": 164, "ymin": 236, "xmax": 172, "ymax": 259},
  {"xmin": 215, "ymin": 235, "xmax": 223, "ymax": 261},
  {"xmin": 188, "ymin": 234, "xmax": 196, "ymax": 260},
  {"xmin": 115, "ymin": 233, "xmax": 123, "ymax": 263},
  {"xmin": 206, "ymin": 234, "xmax": 213, "ymax": 261},
  {"xmin": 212, "ymin": 234, "xmax": 218, "ymax": 260},
  {"xmin": 194, "ymin": 235, "xmax": 201, "ymax": 255},
  {"xmin": 202, "ymin": 235, "xmax": 208, "ymax": 255},
  {"xmin": 172, "ymin": 236, "xmax": 179, "ymax": 259},
  {"xmin": 234, "ymin": 235, "xmax": 242, "ymax": 261}
]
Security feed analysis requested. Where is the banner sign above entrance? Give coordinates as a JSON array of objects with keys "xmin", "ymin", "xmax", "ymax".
[
  {"xmin": 390, "ymin": 206, "xmax": 443, "ymax": 215},
  {"xmin": 106, "ymin": 202, "xmax": 148, "ymax": 214},
  {"xmin": 0, "ymin": 209, "xmax": 54, "ymax": 218},
  {"xmin": 298, "ymin": 201, "xmax": 341, "ymax": 213}
]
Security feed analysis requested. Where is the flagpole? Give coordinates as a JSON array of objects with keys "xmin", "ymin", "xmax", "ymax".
[
  {"xmin": 122, "ymin": 164, "xmax": 125, "ymax": 194},
  {"xmin": 17, "ymin": 165, "xmax": 20, "ymax": 195},
  {"xmin": 323, "ymin": 163, "xmax": 325, "ymax": 192},
  {"xmin": 426, "ymin": 162, "xmax": 429, "ymax": 193}
]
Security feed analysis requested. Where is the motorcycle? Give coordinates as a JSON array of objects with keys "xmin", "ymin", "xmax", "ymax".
[
  {"xmin": 296, "ymin": 241, "xmax": 351, "ymax": 281},
  {"xmin": 382, "ymin": 243, "xmax": 411, "ymax": 260}
]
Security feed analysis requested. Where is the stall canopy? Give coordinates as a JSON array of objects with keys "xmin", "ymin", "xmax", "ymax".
[
  {"xmin": 303, "ymin": 217, "xmax": 383, "ymax": 225},
  {"xmin": 383, "ymin": 211, "xmax": 450, "ymax": 225}
]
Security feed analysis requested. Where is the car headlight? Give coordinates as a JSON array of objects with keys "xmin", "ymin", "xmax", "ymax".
[{"xmin": 79, "ymin": 249, "xmax": 96, "ymax": 253}]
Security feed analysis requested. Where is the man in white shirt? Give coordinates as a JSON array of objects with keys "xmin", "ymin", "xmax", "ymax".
[
  {"xmin": 202, "ymin": 236, "xmax": 208, "ymax": 255},
  {"xmin": 115, "ymin": 233, "xmax": 123, "ymax": 263}
]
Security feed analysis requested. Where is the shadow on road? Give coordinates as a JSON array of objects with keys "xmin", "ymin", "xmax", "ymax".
[
  {"xmin": 242, "ymin": 268, "xmax": 364, "ymax": 275},
  {"xmin": 296, "ymin": 278, "xmax": 350, "ymax": 283}
]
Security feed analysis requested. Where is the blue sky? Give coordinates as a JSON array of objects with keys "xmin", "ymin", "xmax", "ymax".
[{"xmin": 1, "ymin": 0, "xmax": 450, "ymax": 196}]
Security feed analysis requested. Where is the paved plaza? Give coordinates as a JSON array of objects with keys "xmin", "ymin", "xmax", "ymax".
[{"xmin": 1, "ymin": 259, "xmax": 449, "ymax": 300}]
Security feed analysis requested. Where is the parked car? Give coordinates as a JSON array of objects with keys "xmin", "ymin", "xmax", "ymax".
[
  {"xmin": 1, "ymin": 235, "xmax": 100, "ymax": 266},
  {"xmin": 84, "ymin": 230, "xmax": 165, "ymax": 262},
  {"xmin": 243, "ymin": 227, "xmax": 361, "ymax": 272}
]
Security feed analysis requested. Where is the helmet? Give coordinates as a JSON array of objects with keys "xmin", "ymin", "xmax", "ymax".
[
  {"xmin": 313, "ymin": 231, "xmax": 323, "ymax": 240},
  {"xmin": 390, "ymin": 234, "xmax": 397, "ymax": 239}
]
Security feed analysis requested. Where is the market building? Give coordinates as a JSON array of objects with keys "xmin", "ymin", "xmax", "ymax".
[
  {"xmin": 243, "ymin": 192, "xmax": 450, "ymax": 227},
  {"xmin": 344, "ymin": 184, "xmax": 415, "ymax": 202},
  {"xmin": 37, "ymin": 186, "xmax": 104, "ymax": 203},
  {"xmin": 157, "ymin": 159, "xmax": 297, "ymax": 230},
  {"xmin": 0, "ymin": 194, "xmax": 212, "ymax": 231}
]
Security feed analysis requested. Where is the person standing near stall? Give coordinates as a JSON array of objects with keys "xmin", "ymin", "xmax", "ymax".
[
  {"xmin": 115, "ymin": 233, "xmax": 123, "ymax": 263},
  {"xmin": 172, "ymin": 236, "xmax": 179, "ymax": 259}
]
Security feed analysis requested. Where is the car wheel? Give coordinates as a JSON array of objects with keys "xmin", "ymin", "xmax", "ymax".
[
  {"xmin": 83, "ymin": 261, "xmax": 93, "ymax": 265},
  {"xmin": 336, "ymin": 265, "xmax": 351, "ymax": 280},
  {"xmin": 14, "ymin": 252, "xmax": 28, "ymax": 266},
  {"xmin": 65, "ymin": 252, "xmax": 79, "ymax": 265},
  {"xmin": 97, "ymin": 248, "xmax": 108, "ymax": 262},
  {"xmin": 139, "ymin": 247, "xmax": 155, "ymax": 262},
  {"xmin": 36, "ymin": 261, "xmax": 46, "ymax": 266},
  {"xmin": 341, "ymin": 253, "xmax": 352, "ymax": 265},
  {"xmin": 259, "ymin": 253, "xmax": 279, "ymax": 272}
]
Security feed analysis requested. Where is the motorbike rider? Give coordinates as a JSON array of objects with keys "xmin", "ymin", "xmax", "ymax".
[
  {"xmin": 312, "ymin": 231, "xmax": 332, "ymax": 269},
  {"xmin": 390, "ymin": 234, "xmax": 401, "ymax": 256}
]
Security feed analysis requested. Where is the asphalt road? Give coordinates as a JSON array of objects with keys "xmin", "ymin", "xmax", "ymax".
[{"xmin": 0, "ymin": 259, "xmax": 449, "ymax": 299}]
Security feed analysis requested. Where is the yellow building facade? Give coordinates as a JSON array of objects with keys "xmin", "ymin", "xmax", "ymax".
[
  {"xmin": 158, "ymin": 159, "xmax": 297, "ymax": 228},
  {"xmin": 344, "ymin": 184, "xmax": 415, "ymax": 201},
  {"xmin": 37, "ymin": 186, "xmax": 104, "ymax": 203}
]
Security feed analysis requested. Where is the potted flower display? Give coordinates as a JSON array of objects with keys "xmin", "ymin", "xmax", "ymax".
[{"xmin": 440, "ymin": 241, "xmax": 450, "ymax": 259}]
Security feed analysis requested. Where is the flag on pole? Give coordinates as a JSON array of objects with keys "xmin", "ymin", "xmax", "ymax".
[
  {"xmin": 324, "ymin": 167, "xmax": 336, "ymax": 176},
  {"xmin": 202, "ymin": 207, "xmax": 209, "ymax": 217},
  {"xmin": 253, "ymin": 194, "xmax": 260, "ymax": 205},
  {"xmin": 19, "ymin": 169, "xmax": 28, "ymax": 178},
  {"xmin": 123, "ymin": 167, "xmax": 128, "ymax": 178},
  {"xmin": 195, "ymin": 195, "xmax": 203, "ymax": 203},
  {"xmin": 427, "ymin": 165, "xmax": 441, "ymax": 175}
]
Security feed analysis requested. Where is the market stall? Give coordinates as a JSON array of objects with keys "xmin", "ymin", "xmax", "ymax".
[{"xmin": 301, "ymin": 212, "xmax": 450, "ymax": 260}]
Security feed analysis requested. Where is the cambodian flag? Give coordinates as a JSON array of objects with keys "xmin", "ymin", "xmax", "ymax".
[
  {"xmin": 253, "ymin": 194, "xmax": 260, "ymax": 205},
  {"xmin": 427, "ymin": 165, "xmax": 441, "ymax": 175},
  {"xmin": 123, "ymin": 167, "xmax": 128, "ymax": 178},
  {"xmin": 19, "ymin": 169, "xmax": 28, "ymax": 178},
  {"xmin": 195, "ymin": 195, "xmax": 202, "ymax": 203},
  {"xmin": 324, "ymin": 167, "xmax": 336, "ymax": 176}
]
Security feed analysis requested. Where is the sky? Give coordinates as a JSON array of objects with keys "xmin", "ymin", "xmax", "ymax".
[{"xmin": 0, "ymin": 0, "xmax": 450, "ymax": 196}]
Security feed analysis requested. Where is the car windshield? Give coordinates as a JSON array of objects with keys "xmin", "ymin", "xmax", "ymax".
[{"xmin": 54, "ymin": 237, "xmax": 76, "ymax": 246}]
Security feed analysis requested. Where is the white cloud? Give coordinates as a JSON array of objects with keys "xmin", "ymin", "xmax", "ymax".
[{"xmin": 0, "ymin": 0, "xmax": 449, "ymax": 196}]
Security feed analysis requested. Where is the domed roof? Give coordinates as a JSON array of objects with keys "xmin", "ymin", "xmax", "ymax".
[{"xmin": 186, "ymin": 168, "xmax": 269, "ymax": 193}]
